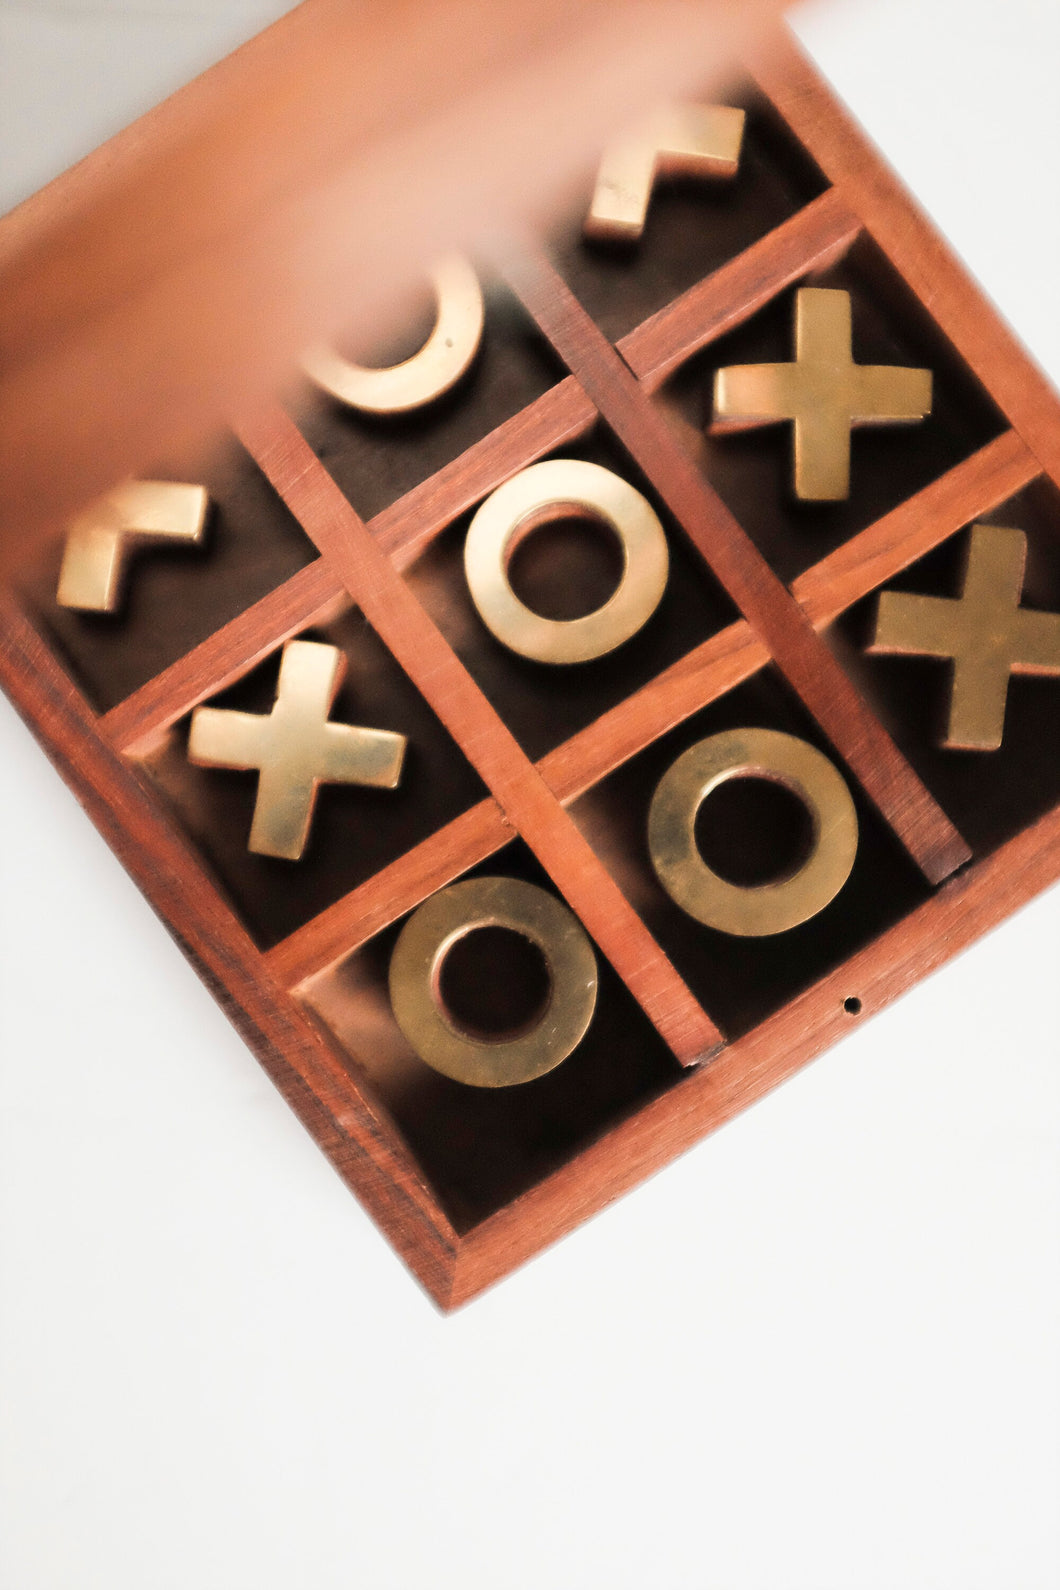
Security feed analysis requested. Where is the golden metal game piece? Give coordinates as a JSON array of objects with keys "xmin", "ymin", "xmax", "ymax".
[
  {"xmin": 301, "ymin": 254, "xmax": 484, "ymax": 414},
  {"xmin": 869, "ymin": 523, "xmax": 1060, "ymax": 751},
  {"xmin": 584, "ymin": 103, "xmax": 745, "ymax": 242},
  {"xmin": 648, "ymin": 727, "xmax": 859, "ymax": 936},
  {"xmin": 388, "ymin": 875, "xmax": 598, "ymax": 1088},
  {"xmin": 57, "ymin": 480, "xmax": 209, "ymax": 613},
  {"xmin": 463, "ymin": 458, "xmax": 669, "ymax": 663},
  {"xmin": 712, "ymin": 287, "xmax": 932, "ymax": 501},
  {"xmin": 188, "ymin": 639, "xmax": 406, "ymax": 860}
]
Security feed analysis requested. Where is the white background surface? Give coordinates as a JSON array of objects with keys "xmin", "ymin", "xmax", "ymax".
[{"xmin": 1, "ymin": 2, "xmax": 1059, "ymax": 1586}]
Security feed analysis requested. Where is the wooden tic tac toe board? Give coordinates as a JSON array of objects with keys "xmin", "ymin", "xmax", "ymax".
[{"xmin": 6, "ymin": 26, "xmax": 1060, "ymax": 1309}]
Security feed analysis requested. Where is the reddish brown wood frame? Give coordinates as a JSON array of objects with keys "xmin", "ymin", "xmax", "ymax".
[{"xmin": 3, "ymin": 26, "xmax": 1059, "ymax": 1308}]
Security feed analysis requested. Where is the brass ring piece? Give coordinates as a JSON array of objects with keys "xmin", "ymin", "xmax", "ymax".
[
  {"xmin": 302, "ymin": 254, "xmax": 484, "ymax": 414},
  {"xmin": 463, "ymin": 459, "xmax": 669, "ymax": 663},
  {"xmin": 388, "ymin": 875, "xmax": 598, "ymax": 1088},
  {"xmin": 648, "ymin": 728, "xmax": 859, "ymax": 937}
]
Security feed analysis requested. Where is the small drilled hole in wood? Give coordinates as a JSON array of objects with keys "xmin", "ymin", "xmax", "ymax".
[
  {"xmin": 437, "ymin": 926, "xmax": 552, "ymax": 1042},
  {"xmin": 694, "ymin": 776, "xmax": 815, "ymax": 888},
  {"xmin": 506, "ymin": 511, "xmax": 625, "ymax": 621},
  {"xmin": 843, "ymin": 996, "xmax": 863, "ymax": 1016}
]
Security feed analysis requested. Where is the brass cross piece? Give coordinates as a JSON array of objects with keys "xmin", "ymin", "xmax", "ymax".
[
  {"xmin": 869, "ymin": 523, "xmax": 1060, "ymax": 751},
  {"xmin": 712, "ymin": 288, "xmax": 932, "ymax": 501},
  {"xmin": 188, "ymin": 639, "xmax": 407, "ymax": 859}
]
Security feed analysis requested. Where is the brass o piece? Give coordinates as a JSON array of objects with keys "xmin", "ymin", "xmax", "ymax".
[
  {"xmin": 302, "ymin": 254, "xmax": 484, "ymax": 414},
  {"xmin": 388, "ymin": 876, "xmax": 598, "ymax": 1088},
  {"xmin": 648, "ymin": 728, "xmax": 859, "ymax": 937},
  {"xmin": 464, "ymin": 459, "xmax": 669, "ymax": 663}
]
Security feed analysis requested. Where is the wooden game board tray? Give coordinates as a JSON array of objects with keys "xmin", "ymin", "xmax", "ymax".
[{"xmin": 4, "ymin": 25, "xmax": 1060, "ymax": 1307}]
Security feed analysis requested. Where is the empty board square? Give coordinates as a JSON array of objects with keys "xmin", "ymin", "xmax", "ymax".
[
  {"xmin": 292, "ymin": 279, "xmax": 567, "ymax": 522},
  {"xmin": 137, "ymin": 607, "xmax": 488, "ymax": 948},
  {"xmin": 405, "ymin": 426, "xmax": 740, "ymax": 761},
  {"xmin": 828, "ymin": 479, "xmax": 1060, "ymax": 860},
  {"xmin": 549, "ymin": 86, "xmax": 828, "ymax": 343},
  {"xmin": 18, "ymin": 440, "xmax": 317, "ymax": 713},
  {"xmin": 303, "ymin": 839, "xmax": 684, "ymax": 1231},
  {"xmin": 569, "ymin": 666, "xmax": 933, "ymax": 1039},
  {"xmin": 661, "ymin": 235, "xmax": 1006, "ymax": 583}
]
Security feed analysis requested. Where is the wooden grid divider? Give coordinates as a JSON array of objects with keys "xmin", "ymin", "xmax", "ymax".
[
  {"xmin": 621, "ymin": 188, "xmax": 859, "ymax": 392},
  {"xmin": 542, "ymin": 431, "xmax": 1036, "ymax": 795},
  {"xmin": 267, "ymin": 428, "xmax": 1036, "ymax": 989},
  {"xmin": 504, "ymin": 247, "xmax": 972, "ymax": 887},
  {"xmin": 101, "ymin": 558, "xmax": 346, "ymax": 753},
  {"xmin": 100, "ymin": 190, "xmax": 860, "ymax": 756},
  {"xmin": 266, "ymin": 801, "xmax": 514, "ymax": 988},
  {"xmin": 239, "ymin": 408, "xmax": 724, "ymax": 1067},
  {"xmin": 373, "ymin": 190, "xmax": 861, "ymax": 555}
]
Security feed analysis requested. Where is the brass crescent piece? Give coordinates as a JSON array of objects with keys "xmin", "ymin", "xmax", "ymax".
[
  {"xmin": 388, "ymin": 875, "xmax": 598, "ymax": 1088},
  {"xmin": 648, "ymin": 727, "xmax": 859, "ymax": 936},
  {"xmin": 463, "ymin": 459, "xmax": 669, "ymax": 664},
  {"xmin": 302, "ymin": 254, "xmax": 484, "ymax": 414}
]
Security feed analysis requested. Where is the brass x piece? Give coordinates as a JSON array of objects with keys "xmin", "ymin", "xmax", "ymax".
[
  {"xmin": 584, "ymin": 103, "xmax": 745, "ymax": 242},
  {"xmin": 188, "ymin": 639, "xmax": 407, "ymax": 860},
  {"xmin": 869, "ymin": 523, "xmax": 1060, "ymax": 752},
  {"xmin": 57, "ymin": 480, "xmax": 209, "ymax": 612},
  {"xmin": 712, "ymin": 288, "xmax": 932, "ymax": 501}
]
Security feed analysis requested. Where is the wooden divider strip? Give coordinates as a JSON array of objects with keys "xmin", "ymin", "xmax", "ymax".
[
  {"xmin": 793, "ymin": 429, "xmax": 1035, "ymax": 619},
  {"xmin": 102, "ymin": 558, "xmax": 346, "ymax": 753},
  {"xmin": 506, "ymin": 248, "xmax": 972, "ymax": 886},
  {"xmin": 374, "ymin": 380, "xmax": 595, "ymax": 568},
  {"xmin": 101, "ymin": 193, "xmax": 862, "ymax": 751},
  {"xmin": 268, "ymin": 430, "xmax": 1034, "ymax": 987},
  {"xmin": 267, "ymin": 800, "xmax": 512, "ymax": 987},
  {"xmin": 543, "ymin": 429, "xmax": 1036, "ymax": 797},
  {"xmin": 621, "ymin": 186, "xmax": 860, "ymax": 391},
  {"xmin": 241, "ymin": 408, "xmax": 724, "ymax": 1066}
]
